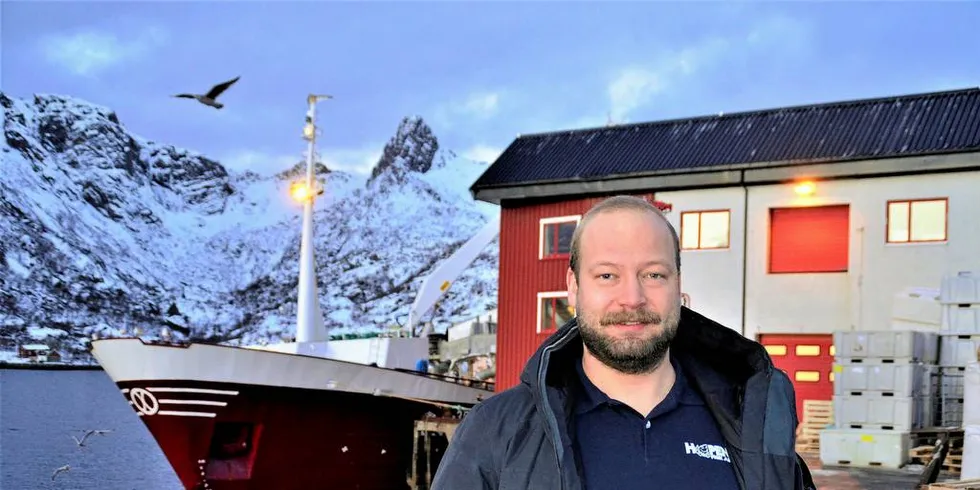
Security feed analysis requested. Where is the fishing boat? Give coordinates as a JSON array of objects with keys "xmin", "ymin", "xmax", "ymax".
[{"xmin": 90, "ymin": 94, "xmax": 500, "ymax": 490}]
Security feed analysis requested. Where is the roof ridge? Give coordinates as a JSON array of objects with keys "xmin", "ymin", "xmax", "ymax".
[{"xmin": 516, "ymin": 86, "xmax": 980, "ymax": 140}]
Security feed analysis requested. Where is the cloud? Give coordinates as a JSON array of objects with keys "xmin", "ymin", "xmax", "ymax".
[
  {"xmin": 431, "ymin": 90, "xmax": 502, "ymax": 130},
  {"xmin": 40, "ymin": 27, "xmax": 168, "ymax": 77},
  {"xmin": 459, "ymin": 92, "xmax": 500, "ymax": 118},
  {"xmin": 461, "ymin": 144, "xmax": 503, "ymax": 164},
  {"xmin": 218, "ymin": 150, "xmax": 299, "ymax": 176},
  {"xmin": 607, "ymin": 68, "xmax": 667, "ymax": 123},
  {"xmin": 604, "ymin": 15, "xmax": 811, "ymax": 122},
  {"xmin": 319, "ymin": 147, "xmax": 384, "ymax": 176}
]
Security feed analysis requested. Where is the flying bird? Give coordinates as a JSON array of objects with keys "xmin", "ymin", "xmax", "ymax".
[
  {"xmin": 173, "ymin": 76, "xmax": 240, "ymax": 109},
  {"xmin": 71, "ymin": 428, "xmax": 112, "ymax": 447},
  {"xmin": 51, "ymin": 464, "xmax": 70, "ymax": 480}
]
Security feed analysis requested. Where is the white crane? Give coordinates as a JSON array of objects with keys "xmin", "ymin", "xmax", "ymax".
[{"xmin": 406, "ymin": 215, "xmax": 500, "ymax": 337}]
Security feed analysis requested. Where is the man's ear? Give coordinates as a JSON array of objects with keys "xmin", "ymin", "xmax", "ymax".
[{"xmin": 566, "ymin": 267, "xmax": 578, "ymax": 311}]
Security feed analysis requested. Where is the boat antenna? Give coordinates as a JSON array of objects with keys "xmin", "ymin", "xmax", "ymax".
[{"xmin": 294, "ymin": 94, "xmax": 332, "ymax": 344}]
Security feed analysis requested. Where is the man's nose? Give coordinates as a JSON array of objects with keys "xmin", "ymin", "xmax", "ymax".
[{"xmin": 617, "ymin": 275, "xmax": 646, "ymax": 309}]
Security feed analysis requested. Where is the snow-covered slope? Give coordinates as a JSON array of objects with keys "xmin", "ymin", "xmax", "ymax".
[{"xmin": 0, "ymin": 92, "xmax": 499, "ymax": 355}]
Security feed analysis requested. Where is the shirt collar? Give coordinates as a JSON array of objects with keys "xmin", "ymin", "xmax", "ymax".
[{"xmin": 574, "ymin": 352, "xmax": 703, "ymax": 416}]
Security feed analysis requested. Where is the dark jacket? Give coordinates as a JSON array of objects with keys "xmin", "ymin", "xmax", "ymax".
[{"xmin": 431, "ymin": 306, "xmax": 817, "ymax": 490}]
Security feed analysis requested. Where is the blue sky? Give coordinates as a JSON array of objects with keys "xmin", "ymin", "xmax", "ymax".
[{"xmin": 3, "ymin": 1, "xmax": 978, "ymax": 178}]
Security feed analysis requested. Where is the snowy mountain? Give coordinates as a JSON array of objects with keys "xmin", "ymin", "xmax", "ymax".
[{"xmin": 0, "ymin": 91, "xmax": 500, "ymax": 358}]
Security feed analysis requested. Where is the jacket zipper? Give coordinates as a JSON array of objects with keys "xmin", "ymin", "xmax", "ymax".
[{"xmin": 537, "ymin": 326, "xmax": 577, "ymax": 490}]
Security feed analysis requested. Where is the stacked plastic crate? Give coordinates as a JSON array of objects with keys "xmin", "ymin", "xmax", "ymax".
[
  {"xmin": 938, "ymin": 270, "xmax": 980, "ymax": 428},
  {"xmin": 820, "ymin": 330, "xmax": 939, "ymax": 469}
]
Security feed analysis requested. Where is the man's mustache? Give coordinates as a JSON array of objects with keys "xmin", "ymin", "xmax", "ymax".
[{"xmin": 599, "ymin": 310, "xmax": 662, "ymax": 326}]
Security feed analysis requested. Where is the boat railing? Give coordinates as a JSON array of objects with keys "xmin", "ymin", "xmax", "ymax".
[{"xmin": 392, "ymin": 367, "xmax": 495, "ymax": 392}]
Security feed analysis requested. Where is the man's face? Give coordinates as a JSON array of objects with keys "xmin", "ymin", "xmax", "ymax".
[{"xmin": 566, "ymin": 208, "xmax": 682, "ymax": 375}]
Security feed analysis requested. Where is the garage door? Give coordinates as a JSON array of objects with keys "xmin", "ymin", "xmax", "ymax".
[
  {"xmin": 769, "ymin": 204, "xmax": 850, "ymax": 273},
  {"xmin": 758, "ymin": 334, "xmax": 834, "ymax": 422}
]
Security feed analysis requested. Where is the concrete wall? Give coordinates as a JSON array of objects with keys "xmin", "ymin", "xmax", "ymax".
[{"xmin": 655, "ymin": 168, "xmax": 980, "ymax": 340}]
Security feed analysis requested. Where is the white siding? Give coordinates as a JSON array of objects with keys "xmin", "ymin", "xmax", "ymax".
[
  {"xmin": 658, "ymin": 168, "xmax": 980, "ymax": 340},
  {"xmin": 744, "ymin": 170, "xmax": 980, "ymax": 340},
  {"xmin": 659, "ymin": 187, "xmax": 746, "ymax": 333}
]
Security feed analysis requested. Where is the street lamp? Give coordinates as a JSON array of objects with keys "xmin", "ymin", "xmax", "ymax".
[
  {"xmin": 289, "ymin": 179, "xmax": 324, "ymax": 203},
  {"xmin": 294, "ymin": 94, "xmax": 332, "ymax": 346}
]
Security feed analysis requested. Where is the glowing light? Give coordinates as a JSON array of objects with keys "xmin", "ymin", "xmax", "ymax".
[
  {"xmin": 290, "ymin": 182, "xmax": 312, "ymax": 202},
  {"xmin": 794, "ymin": 180, "xmax": 816, "ymax": 196}
]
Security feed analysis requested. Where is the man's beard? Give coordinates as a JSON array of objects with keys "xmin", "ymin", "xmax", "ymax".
[{"xmin": 577, "ymin": 301, "xmax": 680, "ymax": 375}]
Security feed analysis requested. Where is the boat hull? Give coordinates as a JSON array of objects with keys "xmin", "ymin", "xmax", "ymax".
[{"xmin": 91, "ymin": 338, "xmax": 491, "ymax": 490}]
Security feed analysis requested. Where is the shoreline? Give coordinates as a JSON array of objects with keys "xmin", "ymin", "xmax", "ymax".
[{"xmin": 0, "ymin": 361, "xmax": 102, "ymax": 371}]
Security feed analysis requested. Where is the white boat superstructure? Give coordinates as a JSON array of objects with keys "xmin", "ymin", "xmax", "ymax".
[{"xmin": 93, "ymin": 338, "xmax": 490, "ymax": 405}]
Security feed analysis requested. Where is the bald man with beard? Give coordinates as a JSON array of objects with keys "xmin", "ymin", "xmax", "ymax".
[{"xmin": 432, "ymin": 195, "xmax": 816, "ymax": 490}]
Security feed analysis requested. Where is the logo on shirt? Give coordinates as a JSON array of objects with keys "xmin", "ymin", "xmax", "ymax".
[{"xmin": 683, "ymin": 442, "xmax": 731, "ymax": 463}]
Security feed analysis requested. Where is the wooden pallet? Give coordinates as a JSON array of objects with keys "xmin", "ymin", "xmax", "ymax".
[
  {"xmin": 925, "ymin": 478, "xmax": 980, "ymax": 489},
  {"xmin": 909, "ymin": 428, "xmax": 964, "ymax": 477},
  {"xmin": 796, "ymin": 399, "xmax": 833, "ymax": 454}
]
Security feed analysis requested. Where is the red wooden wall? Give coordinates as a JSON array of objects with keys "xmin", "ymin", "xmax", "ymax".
[{"xmin": 495, "ymin": 193, "xmax": 657, "ymax": 392}]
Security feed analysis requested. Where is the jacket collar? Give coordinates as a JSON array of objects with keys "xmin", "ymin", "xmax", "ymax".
[
  {"xmin": 519, "ymin": 305, "xmax": 772, "ymax": 393},
  {"xmin": 518, "ymin": 306, "xmax": 774, "ymax": 453}
]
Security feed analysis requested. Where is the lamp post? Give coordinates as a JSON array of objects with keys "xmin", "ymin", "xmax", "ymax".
[{"xmin": 295, "ymin": 94, "xmax": 331, "ymax": 344}]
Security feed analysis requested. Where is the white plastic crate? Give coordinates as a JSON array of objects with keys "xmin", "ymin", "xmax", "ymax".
[
  {"xmin": 940, "ymin": 397, "xmax": 963, "ymax": 427},
  {"xmin": 892, "ymin": 287, "xmax": 942, "ymax": 326},
  {"xmin": 834, "ymin": 330, "xmax": 938, "ymax": 363},
  {"xmin": 941, "ymin": 270, "xmax": 980, "ymax": 305},
  {"xmin": 942, "ymin": 304, "xmax": 980, "ymax": 334},
  {"xmin": 833, "ymin": 394, "xmax": 929, "ymax": 431},
  {"xmin": 833, "ymin": 363, "xmax": 934, "ymax": 397},
  {"xmin": 819, "ymin": 428, "xmax": 910, "ymax": 469},
  {"xmin": 940, "ymin": 366, "xmax": 966, "ymax": 398},
  {"xmin": 965, "ymin": 362, "xmax": 980, "ymax": 426},
  {"xmin": 938, "ymin": 333, "xmax": 980, "ymax": 367},
  {"xmin": 963, "ymin": 425, "xmax": 980, "ymax": 480}
]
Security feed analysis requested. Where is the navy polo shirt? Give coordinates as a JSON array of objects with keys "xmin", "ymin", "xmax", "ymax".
[{"xmin": 572, "ymin": 355, "xmax": 740, "ymax": 490}]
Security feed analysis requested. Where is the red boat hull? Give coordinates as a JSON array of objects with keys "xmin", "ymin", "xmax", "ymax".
[
  {"xmin": 90, "ymin": 338, "xmax": 490, "ymax": 490},
  {"xmin": 118, "ymin": 378, "xmax": 458, "ymax": 490}
]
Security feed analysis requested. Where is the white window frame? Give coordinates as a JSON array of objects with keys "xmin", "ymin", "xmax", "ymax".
[
  {"xmin": 539, "ymin": 215, "xmax": 581, "ymax": 260},
  {"xmin": 537, "ymin": 291, "xmax": 574, "ymax": 334}
]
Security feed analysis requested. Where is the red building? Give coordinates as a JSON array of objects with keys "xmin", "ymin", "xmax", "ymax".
[
  {"xmin": 467, "ymin": 87, "xmax": 980, "ymax": 417},
  {"xmin": 491, "ymin": 194, "xmax": 669, "ymax": 391}
]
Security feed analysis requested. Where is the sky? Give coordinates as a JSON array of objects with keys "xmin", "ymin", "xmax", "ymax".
[{"xmin": 3, "ymin": 1, "xmax": 978, "ymax": 178}]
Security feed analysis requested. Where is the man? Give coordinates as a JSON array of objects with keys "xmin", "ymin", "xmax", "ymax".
[{"xmin": 431, "ymin": 195, "xmax": 816, "ymax": 490}]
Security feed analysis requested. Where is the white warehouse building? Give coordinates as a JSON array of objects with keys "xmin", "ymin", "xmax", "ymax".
[{"xmin": 469, "ymin": 86, "xmax": 980, "ymax": 412}]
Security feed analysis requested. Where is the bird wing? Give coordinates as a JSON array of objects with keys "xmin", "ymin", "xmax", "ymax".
[
  {"xmin": 51, "ymin": 465, "xmax": 69, "ymax": 479},
  {"xmin": 173, "ymin": 94, "xmax": 196, "ymax": 99},
  {"xmin": 205, "ymin": 76, "xmax": 240, "ymax": 99},
  {"xmin": 79, "ymin": 430, "xmax": 95, "ymax": 445}
]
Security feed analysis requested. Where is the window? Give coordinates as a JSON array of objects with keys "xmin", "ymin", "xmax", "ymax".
[
  {"xmin": 539, "ymin": 216, "xmax": 580, "ymax": 259},
  {"xmin": 887, "ymin": 198, "xmax": 947, "ymax": 243},
  {"xmin": 537, "ymin": 292, "xmax": 575, "ymax": 333},
  {"xmin": 769, "ymin": 205, "xmax": 849, "ymax": 273},
  {"xmin": 680, "ymin": 210, "xmax": 730, "ymax": 249}
]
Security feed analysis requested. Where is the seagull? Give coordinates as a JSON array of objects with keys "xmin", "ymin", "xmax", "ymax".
[
  {"xmin": 71, "ymin": 429, "xmax": 112, "ymax": 447},
  {"xmin": 51, "ymin": 464, "xmax": 70, "ymax": 480},
  {"xmin": 173, "ymin": 76, "xmax": 240, "ymax": 109}
]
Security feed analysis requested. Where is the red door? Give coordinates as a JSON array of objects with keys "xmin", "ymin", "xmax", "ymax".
[{"xmin": 758, "ymin": 334, "xmax": 834, "ymax": 422}]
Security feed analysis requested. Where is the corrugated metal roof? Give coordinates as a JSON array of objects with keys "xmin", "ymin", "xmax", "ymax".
[{"xmin": 471, "ymin": 87, "xmax": 980, "ymax": 190}]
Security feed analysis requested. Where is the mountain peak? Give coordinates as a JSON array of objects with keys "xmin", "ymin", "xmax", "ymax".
[
  {"xmin": 0, "ymin": 91, "xmax": 499, "ymax": 355},
  {"xmin": 367, "ymin": 115, "xmax": 440, "ymax": 184}
]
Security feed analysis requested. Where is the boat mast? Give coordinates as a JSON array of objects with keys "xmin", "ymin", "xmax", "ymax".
[{"xmin": 295, "ymin": 94, "xmax": 332, "ymax": 344}]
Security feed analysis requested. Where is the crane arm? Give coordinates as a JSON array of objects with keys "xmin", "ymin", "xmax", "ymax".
[{"xmin": 407, "ymin": 215, "xmax": 500, "ymax": 337}]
